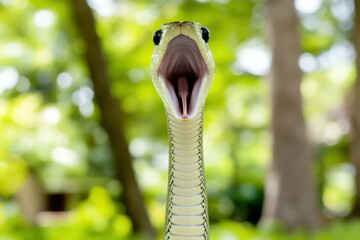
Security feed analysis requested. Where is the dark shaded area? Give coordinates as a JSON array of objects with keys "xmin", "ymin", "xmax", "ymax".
[{"xmin": 47, "ymin": 193, "xmax": 66, "ymax": 212}]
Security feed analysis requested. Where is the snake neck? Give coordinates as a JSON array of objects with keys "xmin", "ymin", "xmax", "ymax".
[{"xmin": 164, "ymin": 108, "xmax": 209, "ymax": 240}]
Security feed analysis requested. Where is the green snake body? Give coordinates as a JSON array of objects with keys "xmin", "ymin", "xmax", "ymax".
[{"xmin": 151, "ymin": 22, "xmax": 215, "ymax": 239}]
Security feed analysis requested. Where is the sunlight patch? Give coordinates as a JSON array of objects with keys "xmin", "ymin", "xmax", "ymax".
[
  {"xmin": 51, "ymin": 146, "xmax": 80, "ymax": 167},
  {"xmin": 299, "ymin": 52, "xmax": 317, "ymax": 72},
  {"xmin": 42, "ymin": 107, "xmax": 61, "ymax": 125},
  {"xmin": 72, "ymin": 86, "xmax": 94, "ymax": 117},
  {"xmin": 87, "ymin": 0, "xmax": 116, "ymax": 17},
  {"xmin": 295, "ymin": 0, "xmax": 322, "ymax": 14},
  {"xmin": 57, "ymin": 72, "xmax": 73, "ymax": 89},
  {"xmin": 33, "ymin": 10, "xmax": 56, "ymax": 28},
  {"xmin": 232, "ymin": 41, "xmax": 270, "ymax": 76},
  {"xmin": 0, "ymin": 67, "xmax": 19, "ymax": 94},
  {"xmin": 323, "ymin": 164, "xmax": 355, "ymax": 216}
]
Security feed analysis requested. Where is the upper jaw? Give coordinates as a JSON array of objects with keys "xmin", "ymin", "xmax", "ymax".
[{"xmin": 158, "ymin": 35, "xmax": 208, "ymax": 121}]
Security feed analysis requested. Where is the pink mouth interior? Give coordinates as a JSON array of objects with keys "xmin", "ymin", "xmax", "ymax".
[{"xmin": 158, "ymin": 35, "xmax": 207, "ymax": 119}]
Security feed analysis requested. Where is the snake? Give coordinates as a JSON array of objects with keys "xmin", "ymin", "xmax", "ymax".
[{"xmin": 150, "ymin": 21, "xmax": 215, "ymax": 239}]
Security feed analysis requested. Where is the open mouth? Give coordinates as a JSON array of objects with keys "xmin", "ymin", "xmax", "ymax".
[{"xmin": 158, "ymin": 35, "xmax": 208, "ymax": 119}]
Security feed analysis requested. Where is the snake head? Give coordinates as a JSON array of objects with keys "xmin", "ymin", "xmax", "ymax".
[{"xmin": 151, "ymin": 21, "xmax": 215, "ymax": 121}]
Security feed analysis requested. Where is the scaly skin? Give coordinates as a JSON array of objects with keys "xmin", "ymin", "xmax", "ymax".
[
  {"xmin": 164, "ymin": 108, "xmax": 208, "ymax": 239},
  {"xmin": 151, "ymin": 22, "xmax": 215, "ymax": 239}
]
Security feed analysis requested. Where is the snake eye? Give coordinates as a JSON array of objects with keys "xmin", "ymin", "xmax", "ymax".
[
  {"xmin": 201, "ymin": 27, "xmax": 210, "ymax": 43},
  {"xmin": 152, "ymin": 30, "xmax": 162, "ymax": 45}
]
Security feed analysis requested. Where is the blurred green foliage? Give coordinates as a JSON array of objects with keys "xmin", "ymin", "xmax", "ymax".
[
  {"xmin": 0, "ymin": 0, "xmax": 358, "ymax": 238},
  {"xmin": 2, "ymin": 191, "xmax": 360, "ymax": 240}
]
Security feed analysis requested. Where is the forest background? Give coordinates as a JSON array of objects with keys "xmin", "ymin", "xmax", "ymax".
[{"xmin": 1, "ymin": 0, "xmax": 360, "ymax": 239}]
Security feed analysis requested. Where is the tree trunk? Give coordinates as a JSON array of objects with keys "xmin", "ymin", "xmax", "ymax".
[
  {"xmin": 260, "ymin": 0, "xmax": 321, "ymax": 231},
  {"xmin": 16, "ymin": 169, "xmax": 45, "ymax": 225},
  {"xmin": 71, "ymin": 0, "xmax": 155, "ymax": 237},
  {"xmin": 350, "ymin": 0, "xmax": 360, "ymax": 217}
]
